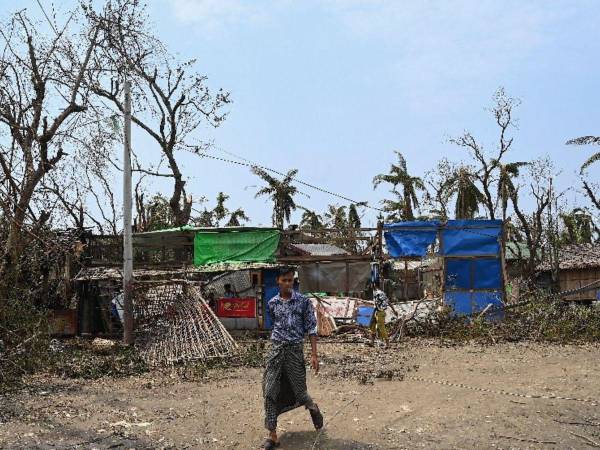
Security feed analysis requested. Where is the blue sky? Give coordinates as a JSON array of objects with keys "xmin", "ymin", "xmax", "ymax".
[{"xmin": 9, "ymin": 0, "xmax": 600, "ymax": 227}]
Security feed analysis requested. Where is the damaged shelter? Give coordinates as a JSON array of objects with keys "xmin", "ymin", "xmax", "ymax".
[
  {"xmin": 76, "ymin": 226, "xmax": 284, "ymax": 335},
  {"xmin": 537, "ymin": 243, "xmax": 600, "ymax": 302},
  {"xmin": 383, "ymin": 259, "xmax": 428, "ymax": 300},
  {"xmin": 73, "ymin": 222, "xmax": 388, "ymax": 343},
  {"xmin": 278, "ymin": 229, "xmax": 380, "ymax": 334},
  {"xmin": 280, "ymin": 236, "xmax": 375, "ymax": 297},
  {"xmin": 384, "ymin": 220, "xmax": 506, "ymax": 318}
]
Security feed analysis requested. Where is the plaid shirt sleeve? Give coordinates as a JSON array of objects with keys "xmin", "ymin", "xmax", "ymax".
[{"xmin": 303, "ymin": 295, "xmax": 318, "ymax": 336}]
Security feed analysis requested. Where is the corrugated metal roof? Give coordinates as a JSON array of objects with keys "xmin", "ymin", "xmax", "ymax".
[
  {"xmin": 537, "ymin": 243, "xmax": 600, "ymax": 271},
  {"xmin": 290, "ymin": 243, "xmax": 349, "ymax": 256}
]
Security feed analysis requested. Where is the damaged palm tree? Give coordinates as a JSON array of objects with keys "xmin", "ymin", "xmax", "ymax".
[{"xmin": 133, "ymin": 281, "xmax": 236, "ymax": 366}]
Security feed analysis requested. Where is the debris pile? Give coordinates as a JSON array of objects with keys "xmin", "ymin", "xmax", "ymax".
[{"xmin": 134, "ymin": 282, "xmax": 237, "ymax": 366}]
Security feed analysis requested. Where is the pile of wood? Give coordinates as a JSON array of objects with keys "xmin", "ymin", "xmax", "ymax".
[{"xmin": 312, "ymin": 296, "xmax": 338, "ymax": 337}]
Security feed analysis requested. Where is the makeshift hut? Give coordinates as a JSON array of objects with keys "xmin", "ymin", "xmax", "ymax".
[
  {"xmin": 78, "ymin": 224, "xmax": 382, "ymax": 336},
  {"xmin": 278, "ymin": 227, "xmax": 379, "ymax": 298},
  {"xmin": 281, "ymin": 241, "xmax": 372, "ymax": 296},
  {"xmin": 384, "ymin": 259, "xmax": 427, "ymax": 300},
  {"xmin": 77, "ymin": 227, "xmax": 284, "ymax": 334},
  {"xmin": 537, "ymin": 243, "xmax": 600, "ymax": 302},
  {"xmin": 74, "ymin": 266, "xmax": 207, "ymax": 336},
  {"xmin": 384, "ymin": 220, "xmax": 506, "ymax": 318}
]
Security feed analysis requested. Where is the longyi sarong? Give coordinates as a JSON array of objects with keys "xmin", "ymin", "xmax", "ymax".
[{"xmin": 262, "ymin": 341, "xmax": 314, "ymax": 430}]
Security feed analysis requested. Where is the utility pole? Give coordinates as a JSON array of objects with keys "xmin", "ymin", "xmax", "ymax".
[{"xmin": 122, "ymin": 80, "xmax": 134, "ymax": 345}]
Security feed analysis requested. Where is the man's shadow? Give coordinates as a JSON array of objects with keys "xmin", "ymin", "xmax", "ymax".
[{"xmin": 280, "ymin": 430, "xmax": 380, "ymax": 450}]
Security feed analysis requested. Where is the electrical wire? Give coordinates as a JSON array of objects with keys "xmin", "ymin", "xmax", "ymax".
[
  {"xmin": 195, "ymin": 149, "xmax": 385, "ymax": 212},
  {"xmin": 35, "ymin": 0, "xmax": 58, "ymax": 34}
]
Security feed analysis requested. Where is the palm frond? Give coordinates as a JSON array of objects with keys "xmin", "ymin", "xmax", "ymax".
[
  {"xmin": 254, "ymin": 187, "xmax": 274, "ymax": 198},
  {"xmin": 504, "ymin": 161, "xmax": 529, "ymax": 176},
  {"xmin": 282, "ymin": 169, "xmax": 299, "ymax": 184},
  {"xmin": 566, "ymin": 136, "xmax": 600, "ymax": 146},
  {"xmin": 394, "ymin": 151, "xmax": 408, "ymax": 172},
  {"xmin": 581, "ymin": 152, "xmax": 600, "ymax": 171},
  {"xmin": 372, "ymin": 174, "xmax": 397, "ymax": 189},
  {"xmin": 251, "ymin": 167, "xmax": 278, "ymax": 185}
]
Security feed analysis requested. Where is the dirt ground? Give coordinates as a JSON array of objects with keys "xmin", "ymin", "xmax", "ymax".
[{"xmin": 1, "ymin": 340, "xmax": 600, "ymax": 450}]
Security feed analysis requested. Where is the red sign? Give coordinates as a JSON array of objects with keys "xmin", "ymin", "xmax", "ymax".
[{"xmin": 217, "ymin": 297, "xmax": 256, "ymax": 318}]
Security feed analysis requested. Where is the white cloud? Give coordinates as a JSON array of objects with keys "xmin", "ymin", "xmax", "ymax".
[
  {"xmin": 167, "ymin": 0, "xmax": 590, "ymax": 110},
  {"xmin": 319, "ymin": 0, "xmax": 581, "ymax": 109}
]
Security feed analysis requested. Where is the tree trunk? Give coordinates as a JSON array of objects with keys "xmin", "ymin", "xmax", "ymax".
[
  {"xmin": 482, "ymin": 181, "xmax": 495, "ymax": 220},
  {"xmin": 403, "ymin": 185, "xmax": 414, "ymax": 221},
  {"xmin": 162, "ymin": 145, "xmax": 193, "ymax": 227}
]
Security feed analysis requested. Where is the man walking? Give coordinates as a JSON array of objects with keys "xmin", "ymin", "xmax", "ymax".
[{"xmin": 261, "ymin": 266, "xmax": 323, "ymax": 449}]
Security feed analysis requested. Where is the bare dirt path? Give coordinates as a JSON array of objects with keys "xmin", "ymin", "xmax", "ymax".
[{"xmin": 1, "ymin": 341, "xmax": 600, "ymax": 449}]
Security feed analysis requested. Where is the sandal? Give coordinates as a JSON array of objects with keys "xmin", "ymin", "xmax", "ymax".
[
  {"xmin": 308, "ymin": 404, "xmax": 324, "ymax": 430},
  {"xmin": 261, "ymin": 438, "xmax": 280, "ymax": 449}
]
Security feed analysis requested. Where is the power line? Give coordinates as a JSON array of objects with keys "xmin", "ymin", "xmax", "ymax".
[
  {"xmin": 35, "ymin": 0, "xmax": 58, "ymax": 34},
  {"xmin": 196, "ymin": 149, "xmax": 385, "ymax": 212}
]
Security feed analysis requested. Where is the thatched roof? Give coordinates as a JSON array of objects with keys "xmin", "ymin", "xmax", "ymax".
[
  {"xmin": 74, "ymin": 261, "xmax": 280, "ymax": 281},
  {"xmin": 538, "ymin": 243, "xmax": 600, "ymax": 271}
]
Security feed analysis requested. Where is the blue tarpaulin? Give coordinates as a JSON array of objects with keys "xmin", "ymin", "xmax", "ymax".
[
  {"xmin": 383, "ymin": 219, "xmax": 505, "ymax": 319},
  {"xmin": 441, "ymin": 220, "xmax": 502, "ymax": 256},
  {"xmin": 384, "ymin": 221, "xmax": 439, "ymax": 257},
  {"xmin": 445, "ymin": 258, "xmax": 503, "ymax": 290},
  {"xmin": 445, "ymin": 291, "xmax": 504, "ymax": 320}
]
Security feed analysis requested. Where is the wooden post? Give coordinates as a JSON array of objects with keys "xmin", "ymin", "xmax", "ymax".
[
  {"xmin": 122, "ymin": 80, "xmax": 134, "ymax": 345},
  {"xmin": 403, "ymin": 259, "xmax": 409, "ymax": 300},
  {"xmin": 499, "ymin": 220, "xmax": 509, "ymax": 302},
  {"xmin": 376, "ymin": 220, "xmax": 384, "ymax": 289},
  {"xmin": 345, "ymin": 261, "xmax": 350, "ymax": 295}
]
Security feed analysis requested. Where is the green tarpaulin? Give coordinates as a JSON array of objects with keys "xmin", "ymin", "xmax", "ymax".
[{"xmin": 194, "ymin": 230, "xmax": 280, "ymax": 266}]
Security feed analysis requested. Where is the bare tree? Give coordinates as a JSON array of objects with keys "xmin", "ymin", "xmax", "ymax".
[
  {"xmin": 422, "ymin": 158, "xmax": 455, "ymax": 220},
  {"xmin": 0, "ymin": 8, "xmax": 111, "ymax": 292},
  {"xmin": 450, "ymin": 87, "xmax": 521, "ymax": 220},
  {"xmin": 85, "ymin": 0, "xmax": 231, "ymax": 226},
  {"xmin": 582, "ymin": 180, "xmax": 600, "ymax": 210},
  {"xmin": 508, "ymin": 158, "xmax": 558, "ymax": 278},
  {"xmin": 38, "ymin": 158, "xmax": 120, "ymax": 235}
]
